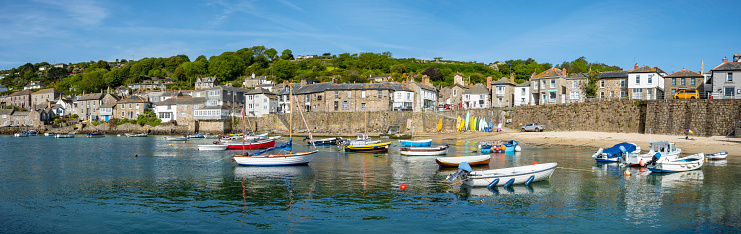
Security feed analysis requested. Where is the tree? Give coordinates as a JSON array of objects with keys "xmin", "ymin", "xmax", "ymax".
[
  {"xmin": 272, "ymin": 60, "xmax": 298, "ymax": 82},
  {"xmin": 46, "ymin": 67, "xmax": 70, "ymax": 82},
  {"xmin": 208, "ymin": 52, "xmax": 246, "ymax": 81},
  {"xmin": 279, "ymin": 48, "xmax": 293, "ymax": 60},
  {"xmin": 265, "ymin": 48, "xmax": 278, "ymax": 61},
  {"xmin": 421, "ymin": 66, "xmax": 442, "ymax": 81},
  {"xmin": 390, "ymin": 64, "xmax": 406, "ymax": 74},
  {"xmin": 344, "ymin": 67, "xmax": 366, "ymax": 83}
]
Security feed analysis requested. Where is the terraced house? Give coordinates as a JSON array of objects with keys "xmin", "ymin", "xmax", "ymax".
[
  {"xmin": 664, "ymin": 69, "xmax": 704, "ymax": 98},
  {"xmin": 462, "ymin": 83, "xmax": 490, "ymax": 109},
  {"xmin": 4, "ymin": 90, "xmax": 32, "ymax": 109},
  {"xmin": 708, "ymin": 55, "xmax": 741, "ymax": 99},
  {"xmin": 628, "ymin": 65, "xmax": 666, "ymax": 100},
  {"xmin": 75, "ymin": 93, "xmax": 120, "ymax": 121},
  {"xmin": 598, "ymin": 71, "xmax": 629, "ymax": 99},
  {"xmin": 491, "ymin": 77, "xmax": 516, "ymax": 107},
  {"xmin": 31, "ymin": 88, "xmax": 63, "ymax": 107},
  {"xmin": 115, "ymin": 95, "xmax": 151, "ymax": 120},
  {"xmin": 530, "ymin": 68, "xmax": 568, "ymax": 105}
]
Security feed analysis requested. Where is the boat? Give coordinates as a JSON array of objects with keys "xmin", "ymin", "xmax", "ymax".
[
  {"xmin": 304, "ymin": 136, "xmax": 342, "ymax": 146},
  {"xmin": 198, "ymin": 143, "xmax": 228, "ymax": 151},
  {"xmin": 164, "ymin": 136, "xmax": 188, "ymax": 141},
  {"xmin": 222, "ymin": 133, "xmax": 268, "ymax": 141},
  {"xmin": 647, "ymin": 153, "xmax": 705, "ymax": 173},
  {"xmin": 223, "ymin": 138, "xmax": 275, "ymax": 150},
  {"xmin": 44, "ymin": 132, "xmax": 57, "ymax": 136},
  {"xmin": 188, "ymin": 132, "xmax": 207, "ymax": 138},
  {"xmin": 399, "ymin": 139, "xmax": 432, "ymax": 147},
  {"xmin": 447, "ymin": 162, "xmax": 558, "ymax": 187},
  {"xmin": 622, "ymin": 141, "xmax": 680, "ymax": 166},
  {"xmin": 232, "ymin": 85, "xmax": 318, "ymax": 166},
  {"xmin": 435, "ymin": 154, "xmax": 491, "ymax": 167},
  {"xmin": 480, "ymin": 140, "xmax": 520, "ymax": 153},
  {"xmin": 591, "ymin": 142, "xmax": 641, "ymax": 162},
  {"xmin": 86, "ymin": 132, "xmax": 105, "ymax": 138},
  {"xmin": 340, "ymin": 134, "xmax": 379, "ymax": 146},
  {"xmin": 54, "ymin": 133, "xmax": 74, "ymax": 138},
  {"xmin": 400, "ymin": 145, "xmax": 449, "ymax": 156},
  {"xmin": 13, "ymin": 131, "xmax": 29, "ymax": 137},
  {"xmin": 126, "ymin": 133, "xmax": 148, "ymax": 137},
  {"xmin": 27, "ymin": 130, "xmax": 38, "ymax": 136},
  {"xmin": 706, "ymin": 151, "xmax": 728, "ymax": 160},
  {"xmin": 345, "ymin": 142, "xmax": 392, "ymax": 153}
]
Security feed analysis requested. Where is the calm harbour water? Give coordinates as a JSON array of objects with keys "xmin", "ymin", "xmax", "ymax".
[{"xmin": 0, "ymin": 136, "xmax": 739, "ymax": 233}]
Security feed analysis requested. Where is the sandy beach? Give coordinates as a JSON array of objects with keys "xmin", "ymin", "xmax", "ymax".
[{"xmin": 417, "ymin": 128, "xmax": 740, "ymax": 156}]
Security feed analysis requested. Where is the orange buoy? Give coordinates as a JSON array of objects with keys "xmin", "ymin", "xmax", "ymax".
[
  {"xmin": 400, "ymin": 184, "xmax": 407, "ymax": 190},
  {"xmin": 639, "ymin": 160, "xmax": 646, "ymax": 167},
  {"xmin": 532, "ymin": 161, "xmax": 539, "ymax": 165},
  {"xmin": 501, "ymin": 145, "xmax": 506, "ymax": 151}
]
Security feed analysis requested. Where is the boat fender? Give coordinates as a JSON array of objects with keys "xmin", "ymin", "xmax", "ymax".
[
  {"xmin": 515, "ymin": 146, "xmax": 522, "ymax": 152},
  {"xmin": 488, "ymin": 179, "xmax": 500, "ymax": 188},
  {"xmin": 164, "ymin": 137, "xmax": 167, "ymax": 140},
  {"xmin": 503, "ymin": 178, "xmax": 515, "ymax": 188},
  {"xmin": 525, "ymin": 175, "xmax": 535, "ymax": 186},
  {"xmin": 639, "ymin": 160, "xmax": 646, "ymax": 167}
]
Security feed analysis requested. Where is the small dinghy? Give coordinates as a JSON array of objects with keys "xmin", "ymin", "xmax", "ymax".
[
  {"xmin": 399, "ymin": 139, "xmax": 432, "ymax": 147},
  {"xmin": 198, "ymin": 144, "xmax": 228, "ymax": 151},
  {"xmin": 706, "ymin": 152, "xmax": 728, "ymax": 160},
  {"xmin": 647, "ymin": 153, "xmax": 704, "ymax": 173},
  {"xmin": 400, "ymin": 145, "xmax": 449, "ymax": 156},
  {"xmin": 447, "ymin": 162, "xmax": 557, "ymax": 187},
  {"xmin": 435, "ymin": 154, "xmax": 490, "ymax": 167}
]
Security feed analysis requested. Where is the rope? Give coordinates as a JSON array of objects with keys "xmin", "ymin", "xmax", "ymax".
[
  {"xmin": 556, "ymin": 166, "xmax": 595, "ymax": 172},
  {"xmin": 209, "ymin": 154, "xmax": 235, "ymax": 164}
]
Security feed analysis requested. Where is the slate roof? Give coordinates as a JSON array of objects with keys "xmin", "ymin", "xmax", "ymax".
[
  {"xmin": 32, "ymin": 88, "xmax": 60, "ymax": 94},
  {"xmin": 0, "ymin": 109, "xmax": 14, "ymax": 115},
  {"xmin": 492, "ymin": 77, "xmax": 516, "ymax": 85},
  {"xmin": 294, "ymin": 82, "xmax": 332, "ymax": 94},
  {"xmin": 411, "ymin": 82, "xmax": 437, "ymax": 91},
  {"xmin": 77, "ymin": 93, "xmax": 105, "ymax": 101},
  {"xmin": 10, "ymin": 90, "xmax": 32, "ymax": 96},
  {"xmin": 665, "ymin": 70, "xmax": 704, "ymax": 78},
  {"xmin": 204, "ymin": 85, "xmax": 250, "ymax": 93},
  {"xmin": 12, "ymin": 111, "xmax": 30, "ymax": 116},
  {"xmin": 516, "ymin": 81, "xmax": 531, "ymax": 87},
  {"xmin": 631, "ymin": 65, "xmax": 664, "ymax": 73},
  {"xmin": 532, "ymin": 67, "xmax": 565, "ymax": 79},
  {"xmin": 462, "ymin": 83, "xmax": 489, "ymax": 95},
  {"xmin": 100, "ymin": 103, "xmax": 117, "ymax": 108},
  {"xmin": 246, "ymin": 88, "xmax": 274, "ymax": 95},
  {"xmin": 600, "ymin": 71, "xmax": 629, "ymax": 78},
  {"xmin": 276, "ymin": 84, "xmax": 301, "ymax": 95},
  {"xmin": 711, "ymin": 62, "xmax": 741, "ymax": 71},
  {"xmin": 565, "ymin": 73, "xmax": 587, "ymax": 80},
  {"xmin": 117, "ymin": 95, "xmax": 149, "ymax": 103},
  {"xmin": 176, "ymin": 97, "xmax": 206, "ymax": 105}
]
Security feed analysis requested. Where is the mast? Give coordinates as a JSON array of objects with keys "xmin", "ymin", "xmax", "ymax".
[
  {"xmin": 289, "ymin": 84, "xmax": 293, "ymax": 154},
  {"xmin": 364, "ymin": 103, "xmax": 367, "ymax": 142},
  {"xmin": 241, "ymin": 106, "xmax": 246, "ymax": 155}
]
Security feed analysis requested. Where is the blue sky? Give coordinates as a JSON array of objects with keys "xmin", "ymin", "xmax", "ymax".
[{"xmin": 1, "ymin": 0, "xmax": 739, "ymax": 74}]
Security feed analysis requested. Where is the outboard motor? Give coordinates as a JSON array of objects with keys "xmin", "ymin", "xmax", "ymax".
[
  {"xmin": 447, "ymin": 162, "xmax": 473, "ymax": 182},
  {"xmin": 647, "ymin": 152, "xmax": 662, "ymax": 165}
]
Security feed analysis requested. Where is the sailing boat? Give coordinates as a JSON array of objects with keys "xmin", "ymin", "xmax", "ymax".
[
  {"xmin": 399, "ymin": 126, "xmax": 432, "ymax": 147},
  {"xmin": 222, "ymin": 107, "xmax": 276, "ymax": 150},
  {"xmin": 233, "ymin": 85, "xmax": 318, "ymax": 166},
  {"xmin": 343, "ymin": 103, "xmax": 391, "ymax": 153}
]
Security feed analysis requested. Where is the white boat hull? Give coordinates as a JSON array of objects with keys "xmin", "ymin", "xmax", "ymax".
[
  {"xmin": 435, "ymin": 155, "xmax": 491, "ymax": 166},
  {"xmin": 648, "ymin": 153, "xmax": 704, "ymax": 173},
  {"xmin": 198, "ymin": 144, "xmax": 228, "ymax": 151},
  {"xmin": 399, "ymin": 145, "xmax": 448, "ymax": 156},
  {"xmin": 164, "ymin": 137, "xmax": 188, "ymax": 141},
  {"xmin": 706, "ymin": 152, "xmax": 728, "ymax": 160},
  {"xmin": 233, "ymin": 151, "xmax": 318, "ymax": 166},
  {"xmin": 463, "ymin": 163, "xmax": 557, "ymax": 187}
]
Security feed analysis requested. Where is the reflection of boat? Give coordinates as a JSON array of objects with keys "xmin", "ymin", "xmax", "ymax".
[
  {"xmin": 623, "ymin": 142, "xmax": 679, "ymax": 166},
  {"xmin": 647, "ymin": 170, "xmax": 704, "ymax": 188},
  {"xmin": 400, "ymin": 145, "xmax": 449, "ymax": 156},
  {"xmin": 198, "ymin": 144, "xmax": 228, "ymax": 150},
  {"xmin": 458, "ymin": 183, "xmax": 553, "ymax": 198},
  {"xmin": 399, "ymin": 139, "xmax": 432, "ymax": 147},
  {"xmin": 707, "ymin": 160, "xmax": 727, "ymax": 166},
  {"xmin": 435, "ymin": 154, "xmax": 490, "ymax": 167},
  {"xmin": 448, "ymin": 162, "xmax": 557, "ymax": 187},
  {"xmin": 592, "ymin": 142, "xmax": 640, "ymax": 162},
  {"xmin": 706, "ymin": 152, "xmax": 728, "ymax": 160},
  {"xmin": 647, "ymin": 153, "xmax": 704, "ymax": 173},
  {"xmin": 233, "ymin": 165, "xmax": 314, "ymax": 179}
]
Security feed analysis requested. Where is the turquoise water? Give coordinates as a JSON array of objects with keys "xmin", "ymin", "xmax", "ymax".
[{"xmin": 0, "ymin": 136, "xmax": 739, "ymax": 233}]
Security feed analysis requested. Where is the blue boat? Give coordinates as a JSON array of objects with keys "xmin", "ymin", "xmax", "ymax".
[
  {"xmin": 480, "ymin": 140, "xmax": 519, "ymax": 153},
  {"xmin": 399, "ymin": 139, "xmax": 432, "ymax": 147},
  {"xmin": 591, "ymin": 142, "xmax": 639, "ymax": 162}
]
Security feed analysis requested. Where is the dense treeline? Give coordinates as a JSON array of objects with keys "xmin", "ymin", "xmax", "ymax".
[{"xmin": 0, "ymin": 46, "xmax": 621, "ymax": 98}]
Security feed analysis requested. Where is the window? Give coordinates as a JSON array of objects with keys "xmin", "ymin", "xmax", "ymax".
[
  {"xmin": 533, "ymin": 82, "xmax": 539, "ymax": 89},
  {"xmin": 600, "ymin": 80, "xmax": 604, "ymax": 88},
  {"xmin": 728, "ymin": 72, "xmax": 733, "ymax": 82},
  {"xmin": 725, "ymin": 87, "xmax": 734, "ymax": 96},
  {"xmin": 647, "ymin": 89, "xmax": 653, "ymax": 99},
  {"xmin": 521, "ymin": 88, "xmax": 526, "ymax": 96},
  {"xmin": 136, "ymin": 103, "xmax": 140, "ymax": 108},
  {"xmin": 361, "ymin": 91, "xmax": 366, "ymax": 98},
  {"xmin": 635, "ymin": 75, "xmax": 640, "ymax": 84},
  {"xmin": 681, "ymin": 78, "xmax": 685, "ymax": 86},
  {"xmin": 610, "ymin": 91, "xmax": 614, "ymax": 97},
  {"xmin": 497, "ymin": 86, "xmax": 505, "ymax": 94},
  {"xmin": 248, "ymin": 104, "xmax": 253, "ymax": 109},
  {"xmin": 318, "ymin": 95, "xmax": 322, "ymax": 101},
  {"xmin": 573, "ymin": 81, "xmax": 578, "ymax": 89},
  {"xmin": 248, "ymin": 95, "xmax": 253, "ymax": 100},
  {"xmin": 342, "ymin": 101, "xmax": 348, "ymax": 110},
  {"xmin": 479, "ymin": 95, "xmax": 483, "ymax": 100},
  {"xmin": 672, "ymin": 78, "xmax": 676, "ymax": 85},
  {"xmin": 600, "ymin": 92, "xmax": 605, "ymax": 98},
  {"xmin": 121, "ymin": 111, "xmax": 124, "ymax": 117},
  {"xmin": 570, "ymin": 91, "xmax": 580, "ymax": 100},
  {"xmin": 549, "ymin": 91, "xmax": 556, "ymax": 102},
  {"xmin": 633, "ymin": 88, "xmax": 642, "ymax": 99},
  {"xmin": 348, "ymin": 91, "xmax": 352, "ymax": 98},
  {"xmin": 550, "ymin": 79, "xmax": 555, "ymax": 88},
  {"xmin": 361, "ymin": 103, "xmax": 365, "ymax": 110},
  {"xmin": 378, "ymin": 90, "xmax": 382, "ymax": 98},
  {"xmin": 691, "ymin": 78, "xmax": 696, "ymax": 86},
  {"xmin": 621, "ymin": 91, "xmax": 626, "ymax": 97},
  {"xmin": 453, "ymin": 89, "xmax": 457, "ymax": 96},
  {"xmin": 648, "ymin": 74, "xmax": 653, "ymax": 83},
  {"xmin": 498, "ymin": 97, "xmax": 502, "ymax": 105},
  {"xmin": 334, "ymin": 101, "xmax": 338, "ymax": 111},
  {"xmin": 128, "ymin": 104, "xmax": 132, "ymax": 109}
]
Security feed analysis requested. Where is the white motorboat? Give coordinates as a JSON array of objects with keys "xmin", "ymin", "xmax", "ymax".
[
  {"xmin": 592, "ymin": 142, "xmax": 641, "ymax": 162},
  {"xmin": 647, "ymin": 153, "xmax": 704, "ymax": 173},
  {"xmin": 622, "ymin": 142, "xmax": 680, "ymax": 166},
  {"xmin": 54, "ymin": 133, "xmax": 75, "ymax": 138},
  {"xmin": 164, "ymin": 136, "xmax": 188, "ymax": 141},
  {"xmin": 706, "ymin": 152, "xmax": 728, "ymax": 160},
  {"xmin": 400, "ymin": 145, "xmax": 449, "ymax": 156},
  {"xmin": 198, "ymin": 144, "xmax": 228, "ymax": 151},
  {"xmin": 448, "ymin": 162, "xmax": 557, "ymax": 187},
  {"xmin": 435, "ymin": 155, "xmax": 491, "ymax": 167}
]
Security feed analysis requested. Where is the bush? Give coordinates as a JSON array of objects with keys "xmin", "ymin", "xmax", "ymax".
[
  {"xmin": 70, "ymin": 114, "xmax": 79, "ymax": 119},
  {"xmin": 91, "ymin": 121, "xmax": 100, "ymax": 126},
  {"xmin": 136, "ymin": 110, "xmax": 161, "ymax": 127}
]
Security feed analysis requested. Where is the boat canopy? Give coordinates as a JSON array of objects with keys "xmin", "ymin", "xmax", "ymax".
[{"xmin": 602, "ymin": 142, "xmax": 636, "ymax": 158}]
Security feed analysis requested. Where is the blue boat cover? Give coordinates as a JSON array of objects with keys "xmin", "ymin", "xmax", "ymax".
[
  {"xmin": 248, "ymin": 138, "xmax": 292, "ymax": 156},
  {"xmin": 602, "ymin": 142, "xmax": 636, "ymax": 158}
]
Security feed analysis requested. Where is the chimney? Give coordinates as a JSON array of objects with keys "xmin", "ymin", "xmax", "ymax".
[
  {"xmin": 734, "ymin": 54, "xmax": 741, "ymax": 62},
  {"xmin": 634, "ymin": 63, "xmax": 639, "ymax": 69},
  {"xmin": 701, "ymin": 60, "xmax": 704, "ymax": 75},
  {"xmin": 251, "ymin": 73, "xmax": 255, "ymax": 78},
  {"xmin": 486, "ymin": 76, "xmax": 493, "ymax": 91},
  {"xmin": 48, "ymin": 102, "xmax": 51, "ymax": 109},
  {"xmin": 561, "ymin": 68, "xmax": 567, "ymax": 76},
  {"xmin": 722, "ymin": 57, "xmax": 728, "ymax": 63}
]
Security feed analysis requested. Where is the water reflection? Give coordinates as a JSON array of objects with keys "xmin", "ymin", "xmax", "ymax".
[
  {"xmin": 457, "ymin": 183, "xmax": 554, "ymax": 199},
  {"xmin": 233, "ymin": 165, "xmax": 315, "ymax": 180},
  {"xmin": 646, "ymin": 170, "xmax": 704, "ymax": 189},
  {"xmin": 707, "ymin": 160, "xmax": 727, "ymax": 167}
]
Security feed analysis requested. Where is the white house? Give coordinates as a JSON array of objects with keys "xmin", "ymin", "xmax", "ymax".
[
  {"xmin": 709, "ymin": 55, "xmax": 741, "ymax": 99},
  {"xmin": 153, "ymin": 98, "xmax": 178, "ymax": 122},
  {"xmin": 628, "ymin": 65, "xmax": 666, "ymax": 100},
  {"xmin": 462, "ymin": 83, "xmax": 490, "ymax": 109},
  {"xmin": 392, "ymin": 87, "xmax": 414, "ymax": 111},
  {"xmin": 244, "ymin": 88, "xmax": 277, "ymax": 117},
  {"xmin": 410, "ymin": 81, "xmax": 437, "ymax": 111},
  {"xmin": 514, "ymin": 81, "xmax": 530, "ymax": 106},
  {"xmin": 24, "ymin": 81, "xmax": 45, "ymax": 90}
]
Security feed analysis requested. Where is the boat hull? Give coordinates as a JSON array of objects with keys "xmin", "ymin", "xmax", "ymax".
[
  {"xmin": 435, "ymin": 155, "xmax": 491, "ymax": 167},
  {"xmin": 400, "ymin": 145, "xmax": 449, "ymax": 156},
  {"xmin": 307, "ymin": 137, "xmax": 341, "ymax": 146},
  {"xmin": 55, "ymin": 134, "xmax": 74, "ymax": 138},
  {"xmin": 399, "ymin": 139, "xmax": 432, "ymax": 147},
  {"xmin": 706, "ymin": 152, "xmax": 728, "ymax": 160},
  {"xmin": 463, "ymin": 163, "xmax": 557, "ymax": 187},
  {"xmin": 164, "ymin": 137, "xmax": 188, "ymax": 141},
  {"xmin": 344, "ymin": 142, "xmax": 391, "ymax": 153},
  {"xmin": 225, "ymin": 139, "xmax": 276, "ymax": 150},
  {"xmin": 198, "ymin": 144, "xmax": 228, "ymax": 151},
  {"xmin": 86, "ymin": 134, "xmax": 105, "ymax": 138},
  {"xmin": 233, "ymin": 150, "xmax": 318, "ymax": 166},
  {"xmin": 648, "ymin": 153, "xmax": 704, "ymax": 173}
]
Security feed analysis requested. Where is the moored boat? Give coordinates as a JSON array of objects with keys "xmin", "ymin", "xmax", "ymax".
[
  {"xmin": 706, "ymin": 151, "xmax": 728, "ymax": 160},
  {"xmin": 54, "ymin": 133, "xmax": 75, "ymax": 138},
  {"xmin": 480, "ymin": 140, "xmax": 521, "ymax": 153},
  {"xmin": 188, "ymin": 132, "xmax": 207, "ymax": 138},
  {"xmin": 399, "ymin": 139, "xmax": 432, "ymax": 147},
  {"xmin": 591, "ymin": 142, "xmax": 640, "ymax": 162},
  {"xmin": 435, "ymin": 154, "xmax": 490, "ymax": 167},
  {"xmin": 233, "ymin": 149, "xmax": 318, "ymax": 166},
  {"xmin": 305, "ymin": 136, "xmax": 342, "ymax": 146},
  {"xmin": 164, "ymin": 136, "xmax": 188, "ymax": 141},
  {"xmin": 447, "ymin": 162, "xmax": 557, "ymax": 187},
  {"xmin": 27, "ymin": 130, "xmax": 38, "ymax": 136},
  {"xmin": 400, "ymin": 145, "xmax": 449, "ymax": 156},
  {"xmin": 224, "ymin": 138, "xmax": 276, "ymax": 150},
  {"xmin": 622, "ymin": 141, "xmax": 680, "ymax": 166},
  {"xmin": 86, "ymin": 132, "xmax": 105, "ymax": 138},
  {"xmin": 126, "ymin": 133, "xmax": 148, "ymax": 137},
  {"xmin": 198, "ymin": 144, "xmax": 228, "ymax": 151},
  {"xmin": 344, "ymin": 142, "xmax": 392, "ymax": 153},
  {"xmin": 647, "ymin": 153, "xmax": 704, "ymax": 173},
  {"xmin": 13, "ymin": 131, "xmax": 29, "ymax": 137}
]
